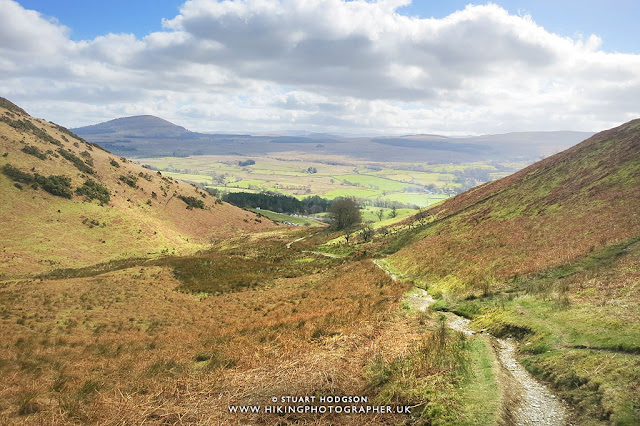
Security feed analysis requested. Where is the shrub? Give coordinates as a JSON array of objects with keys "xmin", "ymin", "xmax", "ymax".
[
  {"xmin": 79, "ymin": 151, "xmax": 93, "ymax": 165},
  {"xmin": 0, "ymin": 97, "xmax": 28, "ymax": 115},
  {"xmin": 178, "ymin": 195, "xmax": 205, "ymax": 209},
  {"xmin": 57, "ymin": 149, "xmax": 94, "ymax": 174},
  {"xmin": 0, "ymin": 116, "xmax": 62, "ymax": 146},
  {"xmin": 138, "ymin": 172, "xmax": 152, "ymax": 181},
  {"xmin": 35, "ymin": 174, "xmax": 72, "ymax": 198},
  {"xmin": 81, "ymin": 218, "xmax": 101, "ymax": 228},
  {"xmin": 109, "ymin": 159, "xmax": 120, "ymax": 168},
  {"xmin": 49, "ymin": 122, "xmax": 92, "ymax": 145},
  {"xmin": 119, "ymin": 174, "xmax": 138, "ymax": 188},
  {"xmin": 21, "ymin": 145, "xmax": 47, "ymax": 160},
  {"xmin": 2, "ymin": 164, "xmax": 34, "ymax": 183},
  {"xmin": 76, "ymin": 180, "xmax": 110, "ymax": 205}
]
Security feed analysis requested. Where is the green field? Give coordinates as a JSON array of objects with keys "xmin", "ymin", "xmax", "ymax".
[
  {"xmin": 248, "ymin": 209, "xmax": 324, "ymax": 226},
  {"xmin": 359, "ymin": 206, "xmax": 416, "ymax": 223},
  {"xmin": 381, "ymin": 192, "xmax": 449, "ymax": 207},
  {"xmin": 137, "ymin": 154, "xmax": 523, "ymax": 209},
  {"xmin": 323, "ymin": 188, "xmax": 385, "ymax": 200},
  {"xmin": 332, "ymin": 174, "xmax": 420, "ymax": 191}
]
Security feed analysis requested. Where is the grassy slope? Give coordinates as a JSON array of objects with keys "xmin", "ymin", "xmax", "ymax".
[
  {"xmin": 382, "ymin": 119, "xmax": 640, "ymax": 424},
  {"xmin": 0, "ymin": 228, "xmax": 416, "ymax": 424},
  {"xmin": 389, "ymin": 119, "xmax": 640, "ymax": 288},
  {"xmin": 0, "ymin": 99, "xmax": 271, "ymax": 276}
]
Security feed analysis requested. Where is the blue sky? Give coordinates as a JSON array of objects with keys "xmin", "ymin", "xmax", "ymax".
[
  {"xmin": 18, "ymin": 0, "xmax": 640, "ymax": 53},
  {"xmin": 2, "ymin": 0, "xmax": 640, "ymax": 134}
]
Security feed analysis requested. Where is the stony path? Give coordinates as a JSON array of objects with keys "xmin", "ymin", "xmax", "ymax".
[
  {"xmin": 496, "ymin": 339, "xmax": 570, "ymax": 426},
  {"xmin": 371, "ymin": 259, "xmax": 570, "ymax": 426},
  {"xmin": 286, "ymin": 236, "xmax": 307, "ymax": 248},
  {"xmin": 404, "ymin": 287, "xmax": 435, "ymax": 312}
]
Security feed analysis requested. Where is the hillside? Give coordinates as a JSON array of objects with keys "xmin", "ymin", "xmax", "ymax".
[
  {"xmin": 388, "ymin": 119, "xmax": 640, "ymax": 286},
  {"xmin": 379, "ymin": 119, "xmax": 640, "ymax": 423},
  {"xmin": 73, "ymin": 115, "xmax": 592, "ymax": 163},
  {"xmin": 0, "ymin": 98, "xmax": 272, "ymax": 276}
]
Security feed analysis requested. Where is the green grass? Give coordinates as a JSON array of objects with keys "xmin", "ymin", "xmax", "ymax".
[
  {"xmin": 365, "ymin": 319, "xmax": 497, "ymax": 424},
  {"xmin": 380, "ymin": 192, "xmax": 450, "ymax": 208},
  {"xmin": 248, "ymin": 208, "xmax": 323, "ymax": 226},
  {"xmin": 456, "ymin": 337, "xmax": 502, "ymax": 425},
  {"xmin": 232, "ymin": 179, "xmax": 268, "ymax": 189},
  {"xmin": 323, "ymin": 188, "xmax": 385, "ymax": 199},
  {"xmin": 522, "ymin": 350, "xmax": 640, "ymax": 424},
  {"xmin": 373, "ymin": 170, "xmax": 454, "ymax": 186},
  {"xmin": 333, "ymin": 174, "xmax": 420, "ymax": 191},
  {"xmin": 206, "ymin": 185, "xmax": 260, "ymax": 194},
  {"xmin": 136, "ymin": 155, "xmax": 479, "ymax": 208},
  {"xmin": 407, "ymin": 238, "xmax": 640, "ymax": 424},
  {"xmin": 359, "ymin": 206, "xmax": 416, "ymax": 223},
  {"xmin": 162, "ymin": 171, "xmax": 213, "ymax": 185}
]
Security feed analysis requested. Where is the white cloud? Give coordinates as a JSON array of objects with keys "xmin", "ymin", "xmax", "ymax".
[{"xmin": 1, "ymin": 0, "xmax": 639, "ymax": 135}]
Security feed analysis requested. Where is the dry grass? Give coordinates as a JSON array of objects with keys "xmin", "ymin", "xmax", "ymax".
[
  {"xmin": 0, "ymin": 105, "xmax": 273, "ymax": 277},
  {"xmin": 0, "ymin": 238, "xmax": 415, "ymax": 425}
]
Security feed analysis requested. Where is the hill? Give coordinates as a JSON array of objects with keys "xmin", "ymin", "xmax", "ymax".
[
  {"xmin": 73, "ymin": 115, "xmax": 191, "ymax": 138},
  {"xmin": 0, "ymin": 98, "xmax": 272, "ymax": 277},
  {"xmin": 378, "ymin": 119, "xmax": 640, "ymax": 423},
  {"xmin": 388, "ymin": 119, "xmax": 640, "ymax": 284},
  {"xmin": 72, "ymin": 115, "xmax": 592, "ymax": 163}
]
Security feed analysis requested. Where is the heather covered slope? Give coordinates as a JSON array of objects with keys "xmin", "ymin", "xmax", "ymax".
[
  {"xmin": 379, "ymin": 119, "xmax": 640, "ymax": 423},
  {"xmin": 388, "ymin": 119, "xmax": 640, "ymax": 289},
  {"xmin": 0, "ymin": 98, "xmax": 272, "ymax": 276}
]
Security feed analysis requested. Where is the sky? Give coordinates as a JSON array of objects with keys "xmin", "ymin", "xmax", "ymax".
[{"xmin": 1, "ymin": 0, "xmax": 640, "ymax": 135}]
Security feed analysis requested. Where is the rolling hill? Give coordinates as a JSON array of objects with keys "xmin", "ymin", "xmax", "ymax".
[
  {"xmin": 0, "ymin": 98, "xmax": 272, "ymax": 277},
  {"xmin": 72, "ymin": 115, "xmax": 593, "ymax": 163},
  {"xmin": 74, "ymin": 115, "xmax": 191, "ymax": 138}
]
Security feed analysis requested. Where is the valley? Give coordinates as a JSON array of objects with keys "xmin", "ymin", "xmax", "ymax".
[{"xmin": 1, "ymin": 98, "xmax": 639, "ymax": 425}]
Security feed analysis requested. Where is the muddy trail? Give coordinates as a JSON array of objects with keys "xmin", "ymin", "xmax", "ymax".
[{"xmin": 372, "ymin": 259, "xmax": 571, "ymax": 426}]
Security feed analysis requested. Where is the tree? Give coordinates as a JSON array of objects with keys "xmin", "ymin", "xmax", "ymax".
[
  {"xmin": 360, "ymin": 225, "xmax": 374, "ymax": 242},
  {"xmin": 389, "ymin": 206, "xmax": 397, "ymax": 218},
  {"xmin": 376, "ymin": 209, "xmax": 384, "ymax": 222},
  {"xmin": 327, "ymin": 197, "xmax": 361, "ymax": 230}
]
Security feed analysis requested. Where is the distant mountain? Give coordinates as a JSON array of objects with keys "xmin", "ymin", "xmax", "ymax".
[
  {"xmin": 72, "ymin": 115, "xmax": 191, "ymax": 138},
  {"xmin": 72, "ymin": 115, "xmax": 594, "ymax": 163},
  {"xmin": 0, "ymin": 99, "xmax": 271, "ymax": 277}
]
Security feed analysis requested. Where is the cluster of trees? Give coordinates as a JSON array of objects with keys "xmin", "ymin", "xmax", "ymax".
[
  {"xmin": 374, "ymin": 206, "xmax": 396, "ymax": 221},
  {"xmin": 327, "ymin": 197, "xmax": 361, "ymax": 230},
  {"xmin": 223, "ymin": 192, "xmax": 330, "ymax": 215},
  {"xmin": 453, "ymin": 168, "xmax": 492, "ymax": 192}
]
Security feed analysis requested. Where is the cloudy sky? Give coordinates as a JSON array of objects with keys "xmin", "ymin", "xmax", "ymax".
[{"xmin": 1, "ymin": 0, "xmax": 639, "ymax": 135}]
